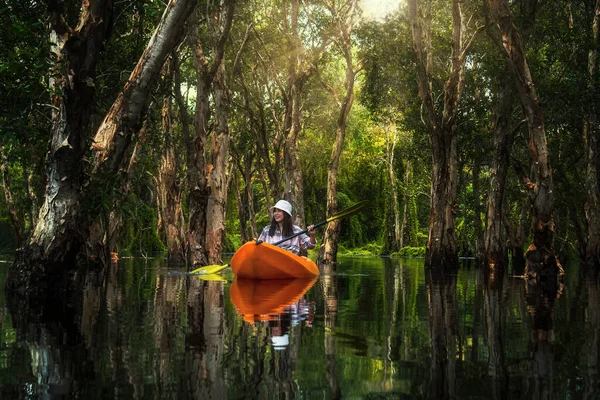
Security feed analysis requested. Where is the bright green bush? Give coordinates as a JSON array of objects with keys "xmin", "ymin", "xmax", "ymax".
[{"xmin": 395, "ymin": 246, "xmax": 426, "ymax": 258}]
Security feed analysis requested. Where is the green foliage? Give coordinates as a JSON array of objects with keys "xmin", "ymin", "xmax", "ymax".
[
  {"xmin": 120, "ymin": 194, "xmax": 165, "ymax": 254},
  {"xmin": 223, "ymin": 233, "xmax": 242, "ymax": 253},
  {"xmin": 394, "ymin": 246, "xmax": 426, "ymax": 258},
  {"xmin": 339, "ymin": 242, "xmax": 382, "ymax": 256}
]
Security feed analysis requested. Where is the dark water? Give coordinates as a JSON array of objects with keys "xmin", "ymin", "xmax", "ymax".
[{"xmin": 0, "ymin": 256, "xmax": 597, "ymax": 399}]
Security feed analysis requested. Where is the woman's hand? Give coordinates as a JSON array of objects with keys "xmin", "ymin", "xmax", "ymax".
[{"xmin": 307, "ymin": 225, "xmax": 316, "ymax": 244}]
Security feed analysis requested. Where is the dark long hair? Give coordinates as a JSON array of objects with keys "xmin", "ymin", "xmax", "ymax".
[{"xmin": 269, "ymin": 212, "xmax": 294, "ymax": 237}]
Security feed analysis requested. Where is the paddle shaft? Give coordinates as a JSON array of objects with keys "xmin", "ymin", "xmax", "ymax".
[
  {"xmin": 257, "ymin": 201, "xmax": 367, "ymax": 247},
  {"xmin": 269, "ymin": 220, "xmax": 326, "ymax": 247}
]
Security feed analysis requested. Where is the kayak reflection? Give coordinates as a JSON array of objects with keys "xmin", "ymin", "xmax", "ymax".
[
  {"xmin": 230, "ymin": 277, "xmax": 317, "ymax": 323},
  {"xmin": 230, "ymin": 277, "xmax": 316, "ymax": 350}
]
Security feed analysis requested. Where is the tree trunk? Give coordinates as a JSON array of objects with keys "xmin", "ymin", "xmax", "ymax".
[
  {"xmin": 283, "ymin": 87, "xmax": 307, "ymax": 226},
  {"xmin": 205, "ymin": 63, "xmax": 231, "ymax": 265},
  {"xmin": 186, "ymin": 2, "xmax": 234, "ymax": 267},
  {"xmin": 84, "ymin": 0, "xmax": 195, "ymax": 264},
  {"xmin": 473, "ymin": 162, "xmax": 485, "ymax": 264},
  {"xmin": 584, "ymin": 0, "xmax": 600, "ymax": 268},
  {"xmin": 318, "ymin": 1, "xmax": 357, "ymax": 263},
  {"xmin": 157, "ymin": 58, "xmax": 185, "ymax": 262},
  {"xmin": 400, "ymin": 160, "xmax": 411, "ymax": 248},
  {"xmin": 408, "ymin": 0, "xmax": 479, "ymax": 267},
  {"xmin": 504, "ymin": 198, "xmax": 528, "ymax": 274},
  {"xmin": 487, "ymin": 0, "xmax": 563, "ymax": 278},
  {"xmin": 233, "ymin": 172, "xmax": 248, "ymax": 243},
  {"xmin": 383, "ymin": 127, "xmax": 401, "ymax": 255},
  {"xmin": 484, "ymin": 85, "xmax": 515, "ymax": 268},
  {"xmin": 28, "ymin": 0, "xmax": 114, "ymax": 267}
]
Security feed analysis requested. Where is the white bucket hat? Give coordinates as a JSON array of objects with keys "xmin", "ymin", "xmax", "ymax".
[{"xmin": 271, "ymin": 200, "xmax": 293, "ymax": 217}]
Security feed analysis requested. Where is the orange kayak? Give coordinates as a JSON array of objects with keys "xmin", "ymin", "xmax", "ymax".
[
  {"xmin": 230, "ymin": 277, "xmax": 317, "ymax": 323},
  {"xmin": 230, "ymin": 241, "xmax": 320, "ymax": 279}
]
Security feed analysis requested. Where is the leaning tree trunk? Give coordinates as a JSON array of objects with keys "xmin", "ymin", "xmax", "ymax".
[
  {"xmin": 28, "ymin": 0, "xmax": 114, "ymax": 267},
  {"xmin": 584, "ymin": 0, "xmax": 600, "ymax": 268},
  {"xmin": 408, "ymin": 0, "xmax": 479, "ymax": 267},
  {"xmin": 85, "ymin": 0, "xmax": 196, "ymax": 265},
  {"xmin": 319, "ymin": 1, "xmax": 357, "ymax": 263},
  {"xmin": 487, "ymin": 0, "xmax": 562, "ymax": 278}
]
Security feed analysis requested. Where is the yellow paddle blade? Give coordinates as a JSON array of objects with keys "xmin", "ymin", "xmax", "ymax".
[
  {"xmin": 195, "ymin": 273, "xmax": 227, "ymax": 281},
  {"xmin": 190, "ymin": 264, "xmax": 229, "ymax": 275},
  {"xmin": 326, "ymin": 200, "xmax": 368, "ymax": 222}
]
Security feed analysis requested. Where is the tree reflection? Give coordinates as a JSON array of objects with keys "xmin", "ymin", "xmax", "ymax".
[
  {"xmin": 182, "ymin": 277, "xmax": 227, "ymax": 399},
  {"xmin": 321, "ymin": 263, "xmax": 341, "ymax": 399},
  {"xmin": 482, "ymin": 266, "xmax": 508, "ymax": 400},
  {"xmin": 525, "ymin": 272, "xmax": 563, "ymax": 400},
  {"xmin": 580, "ymin": 268, "xmax": 599, "ymax": 400},
  {"xmin": 425, "ymin": 268, "xmax": 459, "ymax": 399}
]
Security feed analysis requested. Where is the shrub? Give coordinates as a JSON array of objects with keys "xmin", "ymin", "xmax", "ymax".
[{"xmin": 396, "ymin": 246, "xmax": 426, "ymax": 258}]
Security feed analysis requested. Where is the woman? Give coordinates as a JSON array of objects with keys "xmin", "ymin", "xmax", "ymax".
[{"xmin": 257, "ymin": 200, "xmax": 316, "ymax": 255}]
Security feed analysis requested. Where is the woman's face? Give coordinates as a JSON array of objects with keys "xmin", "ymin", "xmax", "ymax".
[{"xmin": 273, "ymin": 208, "xmax": 285, "ymax": 223}]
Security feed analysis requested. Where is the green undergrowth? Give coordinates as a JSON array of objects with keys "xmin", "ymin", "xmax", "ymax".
[{"xmin": 391, "ymin": 246, "xmax": 426, "ymax": 258}]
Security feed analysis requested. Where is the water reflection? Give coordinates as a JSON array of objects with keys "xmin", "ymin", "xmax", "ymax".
[
  {"xmin": 426, "ymin": 268, "xmax": 459, "ymax": 399},
  {"xmin": 1, "ymin": 257, "xmax": 600, "ymax": 398}
]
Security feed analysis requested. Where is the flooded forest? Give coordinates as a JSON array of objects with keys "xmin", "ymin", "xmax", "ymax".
[{"xmin": 0, "ymin": 0, "xmax": 599, "ymax": 397}]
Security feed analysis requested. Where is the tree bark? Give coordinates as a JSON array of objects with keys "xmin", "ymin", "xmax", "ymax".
[
  {"xmin": 584, "ymin": 0, "xmax": 600, "ymax": 268},
  {"xmin": 408, "ymin": 0, "xmax": 479, "ymax": 267},
  {"xmin": 487, "ymin": 0, "xmax": 563, "ymax": 278}
]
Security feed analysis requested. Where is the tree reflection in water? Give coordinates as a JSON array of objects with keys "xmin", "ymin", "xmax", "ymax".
[{"xmin": 3, "ymin": 257, "xmax": 600, "ymax": 398}]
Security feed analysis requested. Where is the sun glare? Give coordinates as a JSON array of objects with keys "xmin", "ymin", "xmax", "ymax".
[{"xmin": 361, "ymin": 0, "xmax": 401, "ymax": 21}]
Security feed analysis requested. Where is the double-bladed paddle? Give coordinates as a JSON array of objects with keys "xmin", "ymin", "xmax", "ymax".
[
  {"xmin": 190, "ymin": 200, "xmax": 367, "ymax": 275},
  {"xmin": 257, "ymin": 200, "xmax": 368, "ymax": 246}
]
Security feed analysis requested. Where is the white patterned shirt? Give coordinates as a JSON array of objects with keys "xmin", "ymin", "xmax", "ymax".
[{"xmin": 257, "ymin": 225, "xmax": 315, "ymax": 255}]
